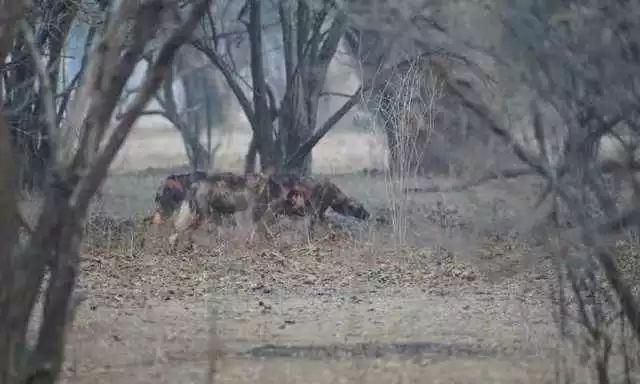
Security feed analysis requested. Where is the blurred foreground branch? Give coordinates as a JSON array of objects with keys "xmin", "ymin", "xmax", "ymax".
[{"xmin": 0, "ymin": 1, "xmax": 212, "ymax": 383}]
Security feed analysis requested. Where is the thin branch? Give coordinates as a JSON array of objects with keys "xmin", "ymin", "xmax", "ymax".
[
  {"xmin": 444, "ymin": 68, "xmax": 549, "ymax": 178},
  {"xmin": 57, "ymin": 26, "xmax": 97, "ymax": 125},
  {"xmin": 404, "ymin": 168, "xmax": 537, "ymax": 193},
  {"xmin": 138, "ymin": 109, "xmax": 170, "ymax": 118},
  {"xmin": 284, "ymin": 85, "xmax": 364, "ymax": 168},
  {"xmin": 192, "ymin": 39, "xmax": 257, "ymax": 129},
  {"xmin": 71, "ymin": 0, "xmax": 213, "ymax": 212},
  {"xmin": 320, "ymin": 91, "xmax": 355, "ymax": 98},
  {"xmin": 19, "ymin": 20, "xmax": 56, "ymax": 151}
]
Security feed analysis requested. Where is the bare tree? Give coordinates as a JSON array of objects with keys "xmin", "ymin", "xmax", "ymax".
[
  {"xmin": 408, "ymin": 0, "xmax": 640, "ymax": 380},
  {"xmin": 193, "ymin": 0, "xmax": 281, "ymax": 173},
  {"xmin": 0, "ymin": 1, "xmax": 211, "ymax": 382},
  {"xmin": 131, "ymin": 55, "xmax": 221, "ymax": 171},
  {"xmin": 193, "ymin": 0, "xmax": 367, "ymax": 175},
  {"xmin": 1, "ymin": 0, "xmax": 85, "ymax": 191}
]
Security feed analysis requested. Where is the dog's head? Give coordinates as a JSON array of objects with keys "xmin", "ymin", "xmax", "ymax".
[
  {"xmin": 284, "ymin": 188, "xmax": 309, "ymax": 216},
  {"xmin": 153, "ymin": 177, "xmax": 187, "ymax": 223},
  {"xmin": 332, "ymin": 198, "xmax": 370, "ymax": 220}
]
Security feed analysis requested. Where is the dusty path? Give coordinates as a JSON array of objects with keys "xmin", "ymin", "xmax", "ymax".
[{"xmin": 62, "ymin": 275, "xmax": 560, "ymax": 383}]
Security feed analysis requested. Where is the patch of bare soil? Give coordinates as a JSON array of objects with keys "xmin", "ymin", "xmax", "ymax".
[{"xmin": 58, "ymin": 174, "xmax": 587, "ymax": 383}]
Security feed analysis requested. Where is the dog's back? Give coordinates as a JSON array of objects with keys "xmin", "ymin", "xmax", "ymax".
[
  {"xmin": 188, "ymin": 172, "xmax": 266, "ymax": 218},
  {"xmin": 263, "ymin": 174, "xmax": 369, "ymax": 220}
]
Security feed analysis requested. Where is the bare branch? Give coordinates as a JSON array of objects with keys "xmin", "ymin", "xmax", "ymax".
[
  {"xmin": 192, "ymin": 40, "xmax": 257, "ymax": 128},
  {"xmin": 57, "ymin": 26, "xmax": 97, "ymax": 125},
  {"xmin": 72, "ymin": 0, "xmax": 213, "ymax": 211},
  {"xmin": 0, "ymin": 0, "xmax": 25, "ymax": 64},
  {"xmin": 403, "ymin": 168, "xmax": 537, "ymax": 193},
  {"xmin": 284, "ymin": 86, "xmax": 364, "ymax": 169},
  {"xmin": 138, "ymin": 110, "xmax": 170, "ymax": 118},
  {"xmin": 320, "ymin": 91, "xmax": 356, "ymax": 98},
  {"xmin": 19, "ymin": 20, "xmax": 57, "ymax": 152}
]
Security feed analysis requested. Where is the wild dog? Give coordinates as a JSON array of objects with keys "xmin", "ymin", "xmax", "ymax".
[
  {"xmin": 151, "ymin": 171, "xmax": 207, "ymax": 225},
  {"xmin": 169, "ymin": 172, "xmax": 268, "ymax": 247},
  {"xmin": 251, "ymin": 174, "xmax": 370, "ymax": 238},
  {"xmin": 171, "ymin": 172, "xmax": 309, "ymax": 244},
  {"xmin": 190, "ymin": 172, "xmax": 265, "ymax": 228},
  {"xmin": 248, "ymin": 174, "xmax": 311, "ymax": 239},
  {"xmin": 306, "ymin": 178, "xmax": 370, "ymax": 223},
  {"xmin": 170, "ymin": 172, "xmax": 370, "ymax": 245}
]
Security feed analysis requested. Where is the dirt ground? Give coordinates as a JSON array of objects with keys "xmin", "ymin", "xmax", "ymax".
[
  {"xmin": 22, "ymin": 125, "xmax": 605, "ymax": 383},
  {"xmin": 36, "ymin": 165, "xmax": 604, "ymax": 384}
]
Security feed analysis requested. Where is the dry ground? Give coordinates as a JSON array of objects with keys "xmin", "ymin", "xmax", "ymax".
[
  {"xmin": 22, "ymin": 125, "xmax": 616, "ymax": 383},
  {"xmin": 50, "ymin": 170, "xmax": 593, "ymax": 384}
]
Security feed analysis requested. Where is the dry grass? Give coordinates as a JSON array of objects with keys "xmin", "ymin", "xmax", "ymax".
[
  {"xmin": 52, "ymin": 159, "xmax": 589, "ymax": 383},
  {"xmin": 26, "ymin": 122, "xmax": 632, "ymax": 383}
]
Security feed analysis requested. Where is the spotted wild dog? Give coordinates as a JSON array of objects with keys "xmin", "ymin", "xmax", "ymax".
[
  {"xmin": 251, "ymin": 174, "xmax": 370, "ymax": 238},
  {"xmin": 168, "ymin": 172, "xmax": 269, "ymax": 247},
  {"xmin": 151, "ymin": 171, "xmax": 207, "ymax": 225},
  {"xmin": 169, "ymin": 172, "xmax": 370, "ymax": 245},
  {"xmin": 189, "ymin": 172, "xmax": 266, "ymax": 228},
  {"xmin": 170, "ymin": 172, "xmax": 311, "ymax": 245},
  {"xmin": 246, "ymin": 173, "xmax": 311, "ymax": 239},
  {"xmin": 307, "ymin": 177, "xmax": 370, "ymax": 223}
]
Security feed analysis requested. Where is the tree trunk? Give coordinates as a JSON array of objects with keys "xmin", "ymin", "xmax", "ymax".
[
  {"xmin": 244, "ymin": 137, "xmax": 258, "ymax": 174},
  {"xmin": 5, "ymin": 1, "xmax": 77, "ymax": 193},
  {"xmin": 278, "ymin": 72, "xmax": 313, "ymax": 175},
  {"xmin": 182, "ymin": 73, "xmax": 204, "ymax": 171},
  {"xmin": 0, "ymin": 108, "xmax": 20, "ymax": 384},
  {"xmin": 247, "ymin": 0, "xmax": 278, "ymax": 173},
  {"xmin": 0, "ymin": 3, "xmax": 27, "ymax": 380}
]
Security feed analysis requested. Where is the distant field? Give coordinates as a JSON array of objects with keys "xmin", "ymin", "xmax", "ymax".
[
  {"xmin": 110, "ymin": 120, "xmax": 387, "ymax": 175},
  {"xmin": 111, "ymin": 85, "xmax": 386, "ymax": 173}
]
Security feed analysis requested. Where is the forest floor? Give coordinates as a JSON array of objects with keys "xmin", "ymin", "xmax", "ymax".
[
  {"xmin": 18, "ymin": 125, "xmax": 616, "ymax": 383},
  {"xmin": 39, "ymin": 166, "xmax": 602, "ymax": 384}
]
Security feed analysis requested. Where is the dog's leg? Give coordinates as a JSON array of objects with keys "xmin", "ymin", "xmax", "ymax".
[
  {"xmin": 227, "ymin": 213, "xmax": 239, "ymax": 228},
  {"xmin": 260, "ymin": 208, "xmax": 278, "ymax": 241},
  {"xmin": 207, "ymin": 210, "xmax": 224, "ymax": 238},
  {"xmin": 169, "ymin": 232, "xmax": 179, "ymax": 249},
  {"xmin": 251, "ymin": 201, "xmax": 278, "ymax": 241},
  {"xmin": 308, "ymin": 195, "xmax": 330, "ymax": 238}
]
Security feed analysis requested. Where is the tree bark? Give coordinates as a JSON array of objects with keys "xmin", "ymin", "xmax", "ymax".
[
  {"xmin": 248, "ymin": 0, "xmax": 278, "ymax": 172},
  {"xmin": 4, "ymin": 0, "xmax": 78, "ymax": 192},
  {"xmin": 279, "ymin": 72, "xmax": 312, "ymax": 175},
  {"xmin": 244, "ymin": 136, "xmax": 258, "ymax": 174},
  {"xmin": 0, "ymin": 1, "xmax": 212, "ymax": 382},
  {"xmin": 283, "ymin": 86, "xmax": 363, "ymax": 170},
  {"xmin": 0, "ymin": 108, "xmax": 20, "ymax": 384}
]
